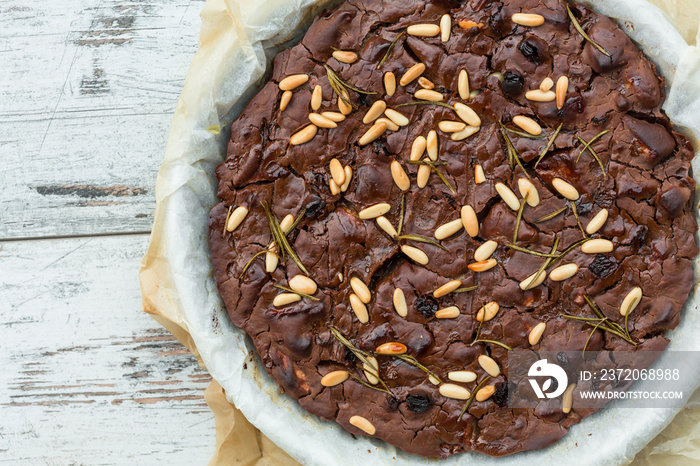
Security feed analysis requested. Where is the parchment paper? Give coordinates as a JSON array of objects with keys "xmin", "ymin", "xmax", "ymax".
[{"xmin": 139, "ymin": 0, "xmax": 700, "ymax": 464}]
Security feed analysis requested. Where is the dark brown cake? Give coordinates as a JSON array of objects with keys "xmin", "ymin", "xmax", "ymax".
[{"xmin": 208, "ymin": 0, "xmax": 698, "ymax": 458}]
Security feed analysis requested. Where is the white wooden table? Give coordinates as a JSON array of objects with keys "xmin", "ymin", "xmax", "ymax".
[{"xmin": 0, "ymin": 1, "xmax": 217, "ymax": 463}]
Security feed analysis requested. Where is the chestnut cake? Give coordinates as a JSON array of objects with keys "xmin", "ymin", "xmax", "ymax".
[{"xmin": 208, "ymin": 0, "xmax": 698, "ymax": 458}]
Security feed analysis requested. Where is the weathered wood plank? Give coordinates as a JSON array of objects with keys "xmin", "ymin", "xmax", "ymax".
[
  {"xmin": 0, "ymin": 0, "xmax": 207, "ymax": 239},
  {"xmin": 0, "ymin": 235, "xmax": 216, "ymax": 462}
]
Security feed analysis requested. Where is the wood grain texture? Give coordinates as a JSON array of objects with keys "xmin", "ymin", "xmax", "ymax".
[
  {"xmin": 0, "ymin": 235, "xmax": 216, "ymax": 463},
  {"xmin": 0, "ymin": 0, "xmax": 207, "ymax": 240}
]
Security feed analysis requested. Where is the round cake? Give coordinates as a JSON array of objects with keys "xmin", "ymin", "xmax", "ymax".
[{"xmin": 208, "ymin": 0, "xmax": 698, "ymax": 458}]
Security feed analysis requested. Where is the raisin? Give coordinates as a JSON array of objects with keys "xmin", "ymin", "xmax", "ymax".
[
  {"xmin": 562, "ymin": 94, "xmax": 586, "ymax": 115},
  {"xmin": 632, "ymin": 225, "xmax": 649, "ymax": 250},
  {"xmin": 492, "ymin": 382, "xmax": 512, "ymax": 407},
  {"xmin": 589, "ymin": 254, "xmax": 619, "ymax": 278},
  {"xmin": 557, "ymin": 352, "xmax": 570, "ymax": 367},
  {"xmin": 304, "ymin": 198, "xmax": 324, "ymax": 217},
  {"xmin": 501, "ymin": 71, "xmax": 524, "ymax": 96},
  {"xmin": 406, "ymin": 394, "xmax": 432, "ymax": 413},
  {"xmin": 415, "ymin": 296, "xmax": 438, "ymax": 318},
  {"xmin": 519, "ymin": 39, "xmax": 541, "ymax": 64}
]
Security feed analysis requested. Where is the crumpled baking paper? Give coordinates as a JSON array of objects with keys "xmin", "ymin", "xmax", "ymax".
[{"xmin": 139, "ymin": 0, "xmax": 700, "ymax": 464}]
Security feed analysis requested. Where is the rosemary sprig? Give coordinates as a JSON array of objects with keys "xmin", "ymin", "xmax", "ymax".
[
  {"xmin": 576, "ymin": 130, "xmax": 610, "ymax": 161},
  {"xmin": 471, "ymin": 339, "xmax": 513, "ymax": 351},
  {"xmin": 576, "ymin": 135, "xmax": 608, "ymax": 178},
  {"xmin": 377, "ymin": 32, "xmax": 405, "ymax": 69},
  {"xmin": 499, "ymin": 122, "xmax": 531, "ymax": 179},
  {"xmin": 222, "ymin": 205, "xmax": 233, "ymax": 238},
  {"xmin": 327, "ymin": 67, "xmax": 352, "ymax": 107},
  {"xmin": 535, "ymin": 205, "xmax": 568, "ymax": 224},
  {"xmin": 395, "ymin": 101, "xmax": 456, "ymax": 111},
  {"xmin": 408, "ymin": 160, "xmax": 455, "ymax": 193},
  {"xmin": 582, "ymin": 319, "xmax": 605, "ymax": 356},
  {"xmin": 513, "ymin": 196, "xmax": 528, "ymax": 244},
  {"xmin": 563, "ymin": 315, "xmax": 637, "ymax": 345},
  {"xmin": 346, "ymin": 370, "xmax": 393, "ymax": 395},
  {"xmin": 273, "ymin": 284, "xmax": 320, "ymax": 301},
  {"xmin": 548, "ymin": 238, "xmax": 590, "ymax": 269},
  {"xmin": 262, "ymin": 202, "xmax": 309, "ymax": 275},
  {"xmin": 570, "ymin": 201, "xmax": 587, "ymax": 238},
  {"xmin": 534, "ymin": 123, "xmax": 563, "ymax": 168},
  {"xmin": 408, "ymin": 160, "xmax": 447, "ymax": 166},
  {"xmin": 329, "ymin": 326, "xmax": 394, "ymax": 394},
  {"xmin": 324, "ymin": 65, "xmax": 377, "ymax": 96},
  {"xmin": 431, "ymin": 165, "xmax": 456, "ymax": 193},
  {"xmin": 397, "ymin": 194, "xmax": 406, "ymax": 237},
  {"xmin": 505, "ymin": 127, "xmax": 546, "ymax": 139},
  {"xmin": 394, "ymin": 354, "xmax": 443, "ymax": 384},
  {"xmin": 508, "ymin": 244, "xmax": 559, "ymax": 258},
  {"xmin": 584, "ymin": 296, "xmax": 626, "ymax": 335},
  {"xmin": 458, "ymin": 376, "xmax": 492, "ymax": 421},
  {"xmin": 454, "ymin": 285, "xmax": 480, "ymax": 293},
  {"xmin": 397, "ymin": 234, "xmax": 448, "ymax": 251},
  {"xmin": 239, "ymin": 250, "xmax": 267, "ymax": 279},
  {"xmin": 566, "ymin": 4, "xmax": 611, "ymax": 57},
  {"xmin": 522, "ymin": 238, "xmax": 560, "ymax": 290}
]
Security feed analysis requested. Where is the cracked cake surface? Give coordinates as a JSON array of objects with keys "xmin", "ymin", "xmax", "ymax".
[{"xmin": 208, "ymin": 0, "xmax": 698, "ymax": 458}]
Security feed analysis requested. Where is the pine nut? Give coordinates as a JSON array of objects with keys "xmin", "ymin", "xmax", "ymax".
[
  {"xmin": 586, "ymin": 209, "xmax": 608, "ymax": 235},
  {"xmin": 329, "ymin": 159, "xmax": 345, "ymax": 186},
  {"xmin": 436, "ymin": 306, "xmax": 460, "ymax": 319},
  {"xmin": 427, "ymin": 130, "xmax": 438, "ymax": 160},
  {"xmin": 400, "ymin": 63, "xmax": 426, "ymax": 86},
  {"xmin": 517, "ymin": 178, "xmax": 540, "ymax": 207},
  {"xmin": 393, "ymin": 288, "xmax": 408, "ymax": 317},
  {"xmin": 417, "ymin": 164, "xmax": 431, "ymax": 188},
  {"xmin": 376, "ymin": 216, "xmax": 398, "ymax": 238},
  {"xmin": 433, "ymin": 279, "xmax": 462, "ymax": 298},
  {"xmin": 475, "ymin": 385, "xmax": 496, "ymax": 402},
  {"xmin": 468, "ymin": 259, "xmax": 497, "ymax": 272},
  {"xmin": 330, "ymin": 179, "xmax": 340, "ymax": 195},
  {"xmin": 549, "ymin": 263, "xmax": 578, "ymax": 282},
  {"xmin": 349, "ymin": 415, "xmax": 375, "ymax": 435},
  {"xmin": 461, "ymin": 205, "xmax": 479, "ymax": 237},
  {"xmin": 435, "ymin": 219, "xmax": 463, "ymax": 240},
  {"xmin": 363, "ymin": 100, "xmax": 387, "ymax": 124},
  {"xmin": 384, "ymin": 108, "xmax": 409, "ymax": 126},
  {"xmin": 474, "ymin": 240, "xmax": 497, "ymax": 262},
  {"xmin": 451, "ymin": 126, "xmax": 479, "ymax": 141},
  {"xmin": 309, "ymin": 112, "xmax": 337, "ymax": 128},
  {"xmin": 556, "ymin": 76, "xmax": 569, "ymax": 109},
  {"xmin": 375, "ymin": 342, "xmax": 407, "ymax": 355},
  {"xmin": 438, "ymin": 120, "xmax": 467, "ymax": 133},
  {"xmin": 321, "ymin": 111, "xmax": 346, "ymax": 122},
  {"xmin": 311, "ymin": 85, "xmax": 322, "ymax": 111},
  {"xmin": 520, "ymin": 270, "xmax": 546, "ymax": 290},
  {"xmin": 289, "ymin": 275, "xmax": 317, "ymax": 295},
  {"xmin": 562, "ymin": 384, "xmax": 576, "ymax": 413},
  {"xmin": 265, "ymin": 214, "xmax": 294, "ymax": 272},
  {"xmin": 290, "ymin": 124, "xmax": 318, "ymax": 145},
  {"xmin": 401, "ymin": 245, "xmax": 429, "ymax": 265},
  {"xmin": 418, "ymin": 77, "xmax": 434, "ymax": 89},
  {"xmin": 525, "ymin": 89, "xmax": 556, "ymax": 102},
  {"xmin": 448, "ymin": 371, "xmax": 477, "ymax": 383},
  {"xmin": 338, "ymin": 97, "xmax": 352, "ymax": 115},
  {"xmin": 265, "ymin": 251, "xmax": 279, "ymax": 273},
  {"xmin": 528, "ymin": 322, "xmax": 546, "ymax": 345},
  {"xmin": 581, "ymin": 239, "xmax": 614, "ymax": 254},
  {"xmin": 512, "ymin": 115, "xmax": 542, "ymax": 135},
  {"xmin": 454, "ymin": 102, "xmax": 481, "ymax": 127},
  {"xmin": 429, "ymin": 375, "xmax": 440, "ymax": 385},
  {"xmin": 350, "ymin": 277, "xmax": 371, "ymax": 304},
  {"xmin": 476, "ymin": 301, "xmax": 499, "ymax": 322},
  {"xmin": 226, "ymin": 206, "xmax": 249, "ymax": 232},
  {"xmin": 280, "ymin": 90, "xmax": 293, "ymax": 111},
  {"xmin": 458, "ymin": 69, "xmax": 470, "ymax": 100},
  {"xmin": 279, "ymin": 74, "xmax": 309, "ymax": 91},
  {"xmin": 415, "ymin": 89, "xmax": 444, "ymax": 101},
  {"xmin": 478, "ymin": 355, "xmax": 500, "ymax": 377},
  {"xmin": 358, "ymin": 121, "xmax": 388, "ymax": 145},
  {"xmin": 359, "ymin": 203, "xmax": 391, "ymax": 220},
  {"xmin": 512, "ymin": 13, "xmax": 545, "ymax": 26},
  {"xmin": 552, "ymin": 178, "xmax": 579, "ymax": 200},
  {"xmin": 340, "ymin": 166, "xmax": 352, "ymax": 192},
  {"xmin": 407, "ymin": 24, "xmax": 441, "ymax": 37},
  {"xmin": 495, "ymin": 182, "xmax": 520, "ymax": 211},
  {"xmin": 459, "ymin": 20, "xmax": 483, "ymax": 29},
  {"xmin": 384, "ymin": 72, "xmax": 396, "ymax": 96},
  {"xmin": 273, "ymin": 293, "xmax": 301, "ymax": 307},
  {"xmin": 332, "ymin": 50, "xmax": 358, "ymax": 64},
  {"xmin": 349, "ymin": 293, "xmax": 369, "ymax": 323},
  {"xmin": 363, "ymin": 356, "xmax": 379, "ymax": 384},
  {"xmin": 376, "ymin": 117, "xmax": 399, "ymax": 131},
  {"xmin": 391, "ymin": 161, "xmax": 410, "ymax": 191},
  {"xmin": 321, "ymin": 370, "xmax": 349, "ymax": 387},
  {"xmin": 475, "ymin": 165, "xmax": 486, "ymax": 184},
  {"xmin": 439, "ymin": 383, "xmax": 470, "ymax": 400},
  {"xmin": 540, "ymin": 77, "xmax": 554, "ymax": 92},
  {"xmin": 410, "ymin": 136, "xmax": 427, "ymax": 161},
  {"xmin": 440, "ymin": 14, "xmax": 452, "ymax": 42},
  {"xmin": 620, "ymin": 287, "xmax": 642, "ymax": 317}
]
